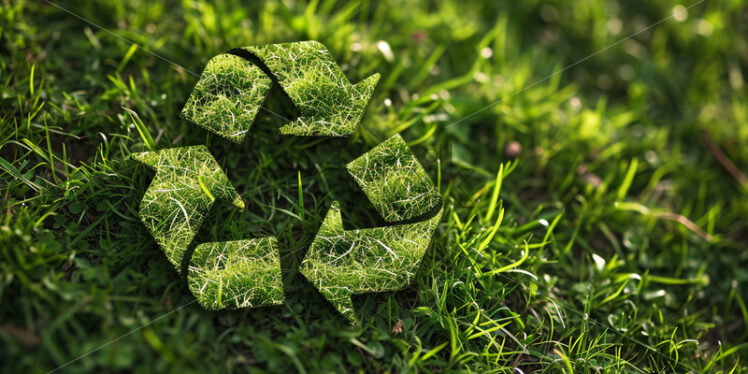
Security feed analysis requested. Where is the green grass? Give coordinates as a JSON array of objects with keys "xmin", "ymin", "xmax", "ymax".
[
  {"xmin": 132, "ymin": 145, "xmax": 244, "ymax": 272},
  {"xmin": 188, "ymin": 237, "xmax": 284, "ymax": 310},
  {"xmin": 1, "ymin": 0, "xmax": 747, "ymax": 373},
  {"xmin": 347, "ymin": 134, "xmax": 441, "ymax": 222},
  {"xmin": 300, "ymin": 201, "xmax": 443, "ymax": 323},
  {"xmin": 239, "ymin": 41, "xmax": 381, "ymax": 137},
  {"xmin": 181, "ymin": 53, "xmax": 272, "ymax": 142}
]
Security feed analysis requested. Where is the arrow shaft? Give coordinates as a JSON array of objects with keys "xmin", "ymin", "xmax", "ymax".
[
  {"xmin": 187, "ymin": 238, "xmax": 284, "ymax": 310},
  {"xmin": 347, "ymin": 134, "xmax": 441, "ymax": 222},
  {"xmin": 181, "ymin": 53, "xmax": 272, "ymax": 143}
]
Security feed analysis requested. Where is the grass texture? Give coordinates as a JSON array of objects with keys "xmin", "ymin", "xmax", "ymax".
[
  {"xmin": 181, "ymin": 54, "xmax": 271, "ymax": 142},
  {"xmin": 187, "ymin": 238, "xmax": 284, "ymax": 309},
  {"xmin": 300, "ymin": 201, "xmax": 443, "ymax": 323},
  {"xmin": 347, "ymin": 134, "xmax": 442, "ymax": 222},
  {"xmin": 1, "ymin": 0, "xmax": 747, "ymax": 373},
  {"xmin": 241, "ymin": 41, "xmax": 381, "ymax": 136},
  {"xmin": 132, "ymin": 145, "xmax": 244, "ymax": 271}
]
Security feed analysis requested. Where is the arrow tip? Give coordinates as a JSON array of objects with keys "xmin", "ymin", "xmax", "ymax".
[
  {"xmin": 300, "ymin": 201, "xmax": 358, "ymax": 322},
  {"xmin": 353, "ymin": 72, "xmax": 380, "ymax": 104},
  {"xmin": 329, "ymin": 292, "xmax": 356, "ymax": 324},
  {"xmin": 131, "ymin": 150, "xmax": 157, "ymax": 167},
  {"xmin": 300, "ymin": 272, "xmax": 357, "ymax": 324},
  {"xmin": 232, "ymin": 196, "xmax": 245, "ymax": 209},
  {"xmin": 319, "ymin": 201, "xmax": 344, "ymax": 234}
]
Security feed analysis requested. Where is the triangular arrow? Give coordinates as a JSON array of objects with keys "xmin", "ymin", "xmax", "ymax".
[
  {"xmin": 133, "ymin": 145, "xmax": 244, "ymax": 271},
  {"xmin": 299, "ymin": 201, "xmax": 442, "ymax": 323},
  {"xmin": 239, "ymin": 41, "xmax": 380, "ymax": 137}
]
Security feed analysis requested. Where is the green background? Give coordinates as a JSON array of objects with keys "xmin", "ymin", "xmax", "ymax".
[{"xmin": 1, "ymin": 0, "xmax": 747, "ymax": 372}]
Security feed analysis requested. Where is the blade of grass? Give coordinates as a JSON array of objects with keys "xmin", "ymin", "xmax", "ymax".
[
  {"xmin": 298, "ymin": 170, "xmax": 305, "ymax": 220},
  {"xmin": 484, "ymin": 163, "xmax": 504, "ymax": 222},
  {"xmin": 124, "ymin": 107, "xmax": 156, "ymax": 151}
]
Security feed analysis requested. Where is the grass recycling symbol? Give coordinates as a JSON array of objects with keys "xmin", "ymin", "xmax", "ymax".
[{"xmin": 133, "ymin": 41, "xmax": 442, "ymax": 323}]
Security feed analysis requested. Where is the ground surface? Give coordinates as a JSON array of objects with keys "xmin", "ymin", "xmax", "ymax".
[{"xmin": 1, "ymin": 0, "xmax": 747, "ymax": 373}]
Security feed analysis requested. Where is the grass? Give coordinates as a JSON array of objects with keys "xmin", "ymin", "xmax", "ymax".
[
  {"xmin": 132, "ymin": 145, "xmax": 244, "ymax": 271},
  {"xmin": 1, "ymin": 0, "xmax": 747, "ymax": 373},
  {"xmin": 347, "ymin": 134, "xmax": 441, "ymax": 222},
  {"xmin": 239, "ymin": 41, "xmax": 381, "ymax": 137},
  {"xmin": 181, "ymin": 53, "xmax": 272, "ymax": 143},
  {"xmin": 300, "ymin": 201, "xmax": 443, "ymax": 323},
  {"xmin": 188, "ymin": 237, "xmax": 284, "ymax": 310}
]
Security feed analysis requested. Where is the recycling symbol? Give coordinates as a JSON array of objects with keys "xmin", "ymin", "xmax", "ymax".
[{"xmin": 133, "ymin": 41, "xmax": 442, "ymax": 323}]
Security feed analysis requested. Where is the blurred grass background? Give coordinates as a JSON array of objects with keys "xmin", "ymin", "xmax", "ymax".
[{"xmin": 1, "ymin": 0, "xmax": 747, "ymax": 372}]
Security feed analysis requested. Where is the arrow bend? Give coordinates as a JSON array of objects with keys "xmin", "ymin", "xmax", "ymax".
[
  {"xmin": 300, "ymin": 201, "xmax": 442, "ymax": 323},
  {"xmin": 239, "ymin": 41, "xmax": 380, "ymax": 137},
  {"xmin": 134, "ymin": 145, "xmax": 283, "ymax": 310},
  {"xmin": 133, "ymin": 145, "xmax": 244, "ymax": 271},
  {"xmin": 181, "ymin": 41, "xmax": 379, "ymax": 141},
  {"xmin": 301, "ymin": 134, "xmax": 443, "ymax": 323}
]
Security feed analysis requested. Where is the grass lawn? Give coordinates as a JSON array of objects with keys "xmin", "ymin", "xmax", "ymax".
[{"xmin": 1, "ymin": 0, "xmax": 747, "ymax": 372}]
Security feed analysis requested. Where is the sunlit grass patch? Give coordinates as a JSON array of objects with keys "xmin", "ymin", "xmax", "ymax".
[
  {"xmin": 132, "ymin": 145, "xmax": 243, "ymax": 270},
  {"xmin": 300, "ymin": 201, "xmax": 443, "ymax": 323},
  {"xmin": 187, "ymin": 237, "xmax": 284, "ymax": 309},
  {"xmin": 182, "ymin": 54, "xmax": 271, "ymax": 143},
  {"xmin": 347, "ymin": 134, "xmax": 441, "ymax": 222}
]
